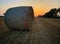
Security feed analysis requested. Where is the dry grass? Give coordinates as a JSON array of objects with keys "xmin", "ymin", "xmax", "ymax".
[
  {"xmin": 0, "ymin": 18, "xmax": 9, "ymax": 32},
  {"xmin": 0, "ymin": 17, "xmax": 60, "ymax": 44}
]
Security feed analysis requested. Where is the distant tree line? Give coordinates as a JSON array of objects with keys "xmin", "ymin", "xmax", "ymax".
[{"xmin": 38, "ymin": 8, "xmax": 60, "ymax": 18}]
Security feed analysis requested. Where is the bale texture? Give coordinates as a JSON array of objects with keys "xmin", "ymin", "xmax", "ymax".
[{"xmin": 4, "ymin": 6, "xmax": 34, "ymax": 31}]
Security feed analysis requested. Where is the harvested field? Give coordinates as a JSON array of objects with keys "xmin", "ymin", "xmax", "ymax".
[
  {"xmin": 0, "ymin": 17, "xmax": 60, "ymax": 44},
  {"xmin": 0, "ymin": 17, "xmax": 9, "ymax": 32}
]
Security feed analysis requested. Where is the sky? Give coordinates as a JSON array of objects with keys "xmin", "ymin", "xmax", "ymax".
[{"xmin": 0, "ymin": 0, "xmax": 60, "ymax": 17}]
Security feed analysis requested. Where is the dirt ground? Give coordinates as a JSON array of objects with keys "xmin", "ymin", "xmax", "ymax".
[
  {"xmin": 0, "ymin": 17, "xmax": 60, "ymax": 44},
  {"xmin": 0, "ymin": 17, "xmax": 9, "ymax": 32}
]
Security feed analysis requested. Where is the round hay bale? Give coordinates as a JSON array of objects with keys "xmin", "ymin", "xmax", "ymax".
[{"xmin": 4, "ymin": 6, "xmax": 34, "ymax": 31}]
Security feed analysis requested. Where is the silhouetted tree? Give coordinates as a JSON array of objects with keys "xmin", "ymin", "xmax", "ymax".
[
  {"xmin": 38, "ymin": 15, "xmax": 42, "ymax": 17},
  {"xmin": 57, "ymin": 8, "xmax": 60, "ymax": 12},
  {"xmin": 57, "ymin": 8, "xmax": 60, "ymax": 14},
  {"xmin": 42, "ymin": 8, "xmax": 57, "ymax": 18}
]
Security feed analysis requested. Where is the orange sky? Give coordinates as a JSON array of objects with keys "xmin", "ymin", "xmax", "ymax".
[
  {"xmin": 0, "ymin": 0, "xmax": 59, "ymax": 17},
  {"xmin": 33, "ymin": 6, "xmax": 48, "ymax": 16},
  {"xmin": 0, "ymin": 6, "xmax": 51, "ymax": 17},
  {"xmin": 0, "ymin": 5, "xmax": 59, "ymax": 17}
]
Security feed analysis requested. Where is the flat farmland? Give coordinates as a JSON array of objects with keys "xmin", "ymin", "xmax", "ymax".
[{"xmin": 0, "ymin": 17, "xmax": 60, "ymax": 44}]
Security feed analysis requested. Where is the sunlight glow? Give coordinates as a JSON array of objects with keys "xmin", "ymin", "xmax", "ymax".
[{"xmin": 0, "ymin": 0, "xmax": 59, "ymax": 17}]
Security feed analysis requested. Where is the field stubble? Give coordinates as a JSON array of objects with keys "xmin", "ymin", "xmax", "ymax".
[{"xmin": 0, "ymin": 17, "xmax": 60, "ymax": 44}]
